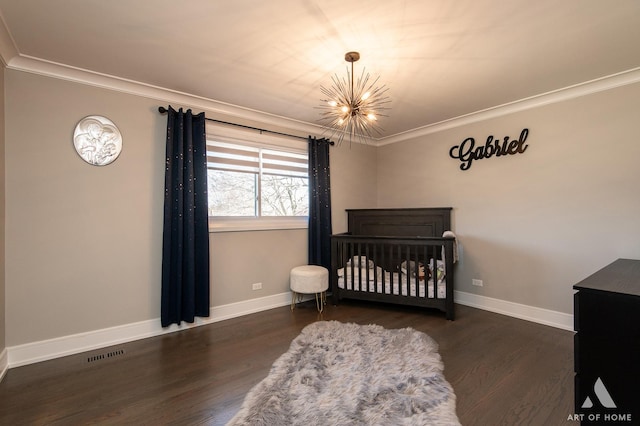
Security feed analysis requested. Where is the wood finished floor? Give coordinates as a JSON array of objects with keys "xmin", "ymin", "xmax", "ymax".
[{"xmin": 0, "ymin": 301, "xmax": 575, "ymax": 425}]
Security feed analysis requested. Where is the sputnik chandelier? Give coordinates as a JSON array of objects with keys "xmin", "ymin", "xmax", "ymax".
[{"xmin": 318, "ymin": 51, "xmax": 390, "ymax": 145}]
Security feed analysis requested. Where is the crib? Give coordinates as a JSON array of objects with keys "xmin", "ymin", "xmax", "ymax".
[{"xmin": 330, "ymin": 208, "xmax": 456, "ymax": 320}]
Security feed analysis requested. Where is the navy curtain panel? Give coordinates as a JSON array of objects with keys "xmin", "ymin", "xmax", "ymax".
[
  {"xmin": 308, "ymin": 137, "xmax": 332, "ymax": 269},
  {"xmin": 161, "ymin": 106, "xmax": 210, "ymax": 327}
]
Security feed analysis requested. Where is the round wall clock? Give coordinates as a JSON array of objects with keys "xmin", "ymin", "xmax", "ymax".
[{"xmin": 73, "ymin": 115, "xmax": 123, "ymax": 166}]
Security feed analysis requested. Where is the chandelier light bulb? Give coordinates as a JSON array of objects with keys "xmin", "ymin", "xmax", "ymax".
[
  {"xmin": 367, "ymin": 113, "xmax": 377, "ymax": 121},
  {"xmin": 362, "ymin": 92, "xmax": 371, "ymax": 101},
  {"xmin": 328, "ymin": 100, "xmax": 337, "ymax": 107}
]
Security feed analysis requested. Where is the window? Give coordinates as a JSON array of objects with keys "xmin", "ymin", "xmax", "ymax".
[{"xmin": 206, "ymin": 125, "xmax": 309, "ymax": 232}]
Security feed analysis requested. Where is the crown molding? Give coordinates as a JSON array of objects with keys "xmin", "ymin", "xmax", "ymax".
[
  {"xmin": 4, "ymin": 52, "xmax": 640, "ymax": 147},
  {"xmin": 377, "ymin": 67, "xmax": 640, "ymax": 146},
  {"xmin": 0, "ymin": 9, "xmax": 18, "ymax": 67},
  {"xmin": 6, "ymin": 54, "xmax": 325, "ymax": 137}
]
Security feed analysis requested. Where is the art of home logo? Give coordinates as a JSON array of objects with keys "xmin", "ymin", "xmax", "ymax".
[{"xmin": 567, "ymin": 377, "xmax": 633, "ymax": 423}]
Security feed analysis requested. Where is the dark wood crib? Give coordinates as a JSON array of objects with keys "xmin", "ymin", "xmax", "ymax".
[{"xmin": 330, "ymin": 208, "xmax": 456, "ymax": 320}]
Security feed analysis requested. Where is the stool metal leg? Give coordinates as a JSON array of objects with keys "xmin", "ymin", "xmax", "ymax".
[
  {"xmin": 315, "ymin": 291, "xmax": 327, "ymax": 313},
  {"xmin": 292, "ymin": 291, "xmax": 325, "ymax": 312}
]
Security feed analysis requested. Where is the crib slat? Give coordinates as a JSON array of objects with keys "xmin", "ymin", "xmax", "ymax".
[
  {"xmin": 391, "ymin": 244, "xmax": 396, "ymax": 291},
  {"xmin": 365, "ymin": 243, "xmax": 371, "ymax": 292},
  {"xmin": 381, "ymin": 241, "xmax": 386, "ymax": 294},
  {"xmin": 357, "ymin": 242, "xmax": 362, "ymax": 291},
  {"xmin": 433, "ymin": 243, "xmax": 440, "ymax": 299},
  {"xmin": 410, "ymin": 245, "xmax": 415, "ymax": 298},
  {"xmin": 409, "ymin": 244, "xmax": 415, "ymax": 297},
  {"xmin": 404, "ymin": 245, "xmax": 410, "ymax": 298},
  {"xmin": 422, "ymin": 244, "xmax": 427, "ymax": 299},
  {"xmin": 350, "ymin": 242, "xmax": 355, "ymax": 291},
  {"xmin": 414, "ymin": 245, "xmax": 419, "ymax": 298}
]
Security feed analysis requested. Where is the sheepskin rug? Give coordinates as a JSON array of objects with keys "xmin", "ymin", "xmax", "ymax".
[{"xmin": 227, "ymin": 320, "xmax": 460, "ymax": 425}]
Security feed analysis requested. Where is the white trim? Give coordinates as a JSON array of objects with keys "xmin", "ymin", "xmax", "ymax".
[
  {"xmin": 209, "ymin": 216, "xmax": 308, "ymax": 233},
  {"xmin": 7, "ymin": 291, "xmax": 311, "ymax": 369},
  {"xmin": 454, "ymin": 290, "xmax": 574, "ymax": 331},
  {"xmin": 211, "ymin": 291, "xmax": 310, "ymax": 322},
  {"xmin": 6, "ymin": 54, "xmax": 324, "ymax": 137},
  {"xmin": 5, "ymin": 291, "xmax": 571, "ymax": 369},
  {"xmin": 3, "ymin": 54, "xmax": 640, "ymax": 147},
  {"xmin": 0, "ymin": 348, "xmax": 8, "ymax": 382},
  {"xmin": 377, "ymin": 67, "xmax": 640, "ymax": 145},
  {"xmin": 0, "ymin": 9, "xmax": 18, "ymax": 66}
]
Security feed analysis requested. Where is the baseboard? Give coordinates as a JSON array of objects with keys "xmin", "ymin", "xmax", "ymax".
[
  {"xmin": 211, "ymin": 291, "xmax": 310, "ymax": 322},
  {"xmin": 0, "ymin": 348, "xmax": 8, "ymax": 382},
  {"xmin": 6, "ymin": 291, "xmax": 571, "ymax": 370},
  {"xmin": 454, "ymin": 290, "xmax": 574, "ymax": 331},
  {"xmin": 7, "ymin": 291, "xmax": 309, "ymax": 369}
]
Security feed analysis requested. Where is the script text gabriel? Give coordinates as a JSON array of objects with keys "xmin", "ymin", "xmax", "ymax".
[{"xmin": 449, "ymin": 128, "xmax": 529, "ymax": 171}]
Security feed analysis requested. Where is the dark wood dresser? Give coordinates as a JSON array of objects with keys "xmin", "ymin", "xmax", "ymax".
[{"xmin": 573, "ymin": 258, "xmax": 640, "ymax": 423}]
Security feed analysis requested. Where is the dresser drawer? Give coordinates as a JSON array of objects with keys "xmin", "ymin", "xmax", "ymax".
[
  {"xmin": 574, "ymin": 291, "xmax": 640, "ymax": 336},
  {"xmin": 574, "ymin": 333, "xmax": 640, "ymax": 374}
]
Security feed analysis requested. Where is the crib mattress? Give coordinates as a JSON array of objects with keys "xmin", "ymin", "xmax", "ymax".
[{"xmin": 337, "ymin": 271, "xmax": 446, "ymax": 299}]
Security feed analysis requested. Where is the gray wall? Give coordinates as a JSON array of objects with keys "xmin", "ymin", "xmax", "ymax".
[
  {"xmin": 8, "ymin": 63, "xmax": 637, "ymax": 352},
  {"xmin": 377, "ymin": 82, "xmax": 640, "ymax": 314},
  {"xmin": 5, "ymin": 71, "xmax": 165, "ymax": 345},
  {"xmin": 4, "ymin": 69, "xmax": 377, "ymax": 347}
]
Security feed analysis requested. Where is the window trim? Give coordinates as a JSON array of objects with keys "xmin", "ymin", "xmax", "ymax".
[
  {"xmin": 206, "ymin": 123, "xmax": 309, "ymax": 233},
  {"xmin": 208, "ymin": 216, "xmax": 308, "ymax": 233}
]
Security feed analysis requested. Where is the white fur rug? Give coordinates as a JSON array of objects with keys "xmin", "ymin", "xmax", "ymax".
[{"xmin": 227, "ymin": 321, "xmax": 460, "ymax": 425}]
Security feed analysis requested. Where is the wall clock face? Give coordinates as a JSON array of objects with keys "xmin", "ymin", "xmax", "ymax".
[{"xmin": 73, "ymin": 115, "xmax": 123, "ymax": 166}]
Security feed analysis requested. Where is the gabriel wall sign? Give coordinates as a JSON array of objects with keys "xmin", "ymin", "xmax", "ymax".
[{"xmin": 449, "ymin": 128, "xmax": 529, "ymax": 171}]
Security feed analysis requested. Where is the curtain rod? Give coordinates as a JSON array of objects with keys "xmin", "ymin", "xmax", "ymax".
[{"xmin": 158, "ymin": 106, "xmax": 334, "ymax": 145}]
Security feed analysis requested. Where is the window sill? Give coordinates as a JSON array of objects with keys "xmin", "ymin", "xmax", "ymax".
[{"xmin": 209, "ymin": 217, "xmax": 308, "ymax": 233}]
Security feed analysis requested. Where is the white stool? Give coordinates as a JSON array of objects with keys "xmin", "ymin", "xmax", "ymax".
[{"xmin": 290, "ymin": 265, "xmax": 329, "ymax": 313}]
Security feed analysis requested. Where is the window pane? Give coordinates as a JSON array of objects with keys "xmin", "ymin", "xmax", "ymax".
[
  {"xmin": 261, "ymin": 175, "xmax": 309, "ymax": 217},
  {"xmin": 208, "ymin": 170, "xmax": 257, "ymax": 216},
  {"xmin": 206, "ymin": 137, "xmax": 310, "ymax": 221}
]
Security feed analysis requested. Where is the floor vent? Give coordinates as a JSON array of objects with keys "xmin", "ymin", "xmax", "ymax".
[{"xmin": 87, "ymin": 349, "xmax": 125, "ymax": 363}]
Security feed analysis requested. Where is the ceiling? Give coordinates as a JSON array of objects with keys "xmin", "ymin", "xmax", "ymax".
[{"xmin": 1, "ymin": 0, "xmax": 639, "ymax": 141}]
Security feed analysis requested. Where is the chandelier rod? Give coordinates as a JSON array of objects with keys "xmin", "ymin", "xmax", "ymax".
[
  {"xmin": 350, "ymin": 60, "xmax": 354, "ymax": 101},
  {"xmin": 345, "ymin": 51, "xmax": 359, "ymax": 106}
]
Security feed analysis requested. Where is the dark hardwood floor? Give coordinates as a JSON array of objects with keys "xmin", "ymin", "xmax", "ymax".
[{"xmin": 0, "ymin": 301, "xmax": 575, "ymax": 425}]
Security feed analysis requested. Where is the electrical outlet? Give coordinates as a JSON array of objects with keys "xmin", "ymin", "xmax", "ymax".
[
  {"xmin": 472, "ymin": 279, "xmax": 483, "ymax": 287},
  {"xmin": 252, "ymin": 282, "xmax": 262, "ymax": 290}
]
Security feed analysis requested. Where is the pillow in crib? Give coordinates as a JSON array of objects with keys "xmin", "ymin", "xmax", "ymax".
[{"xmin": 347, "ymin": 256, "xmax": 374, "ymax": 269}]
